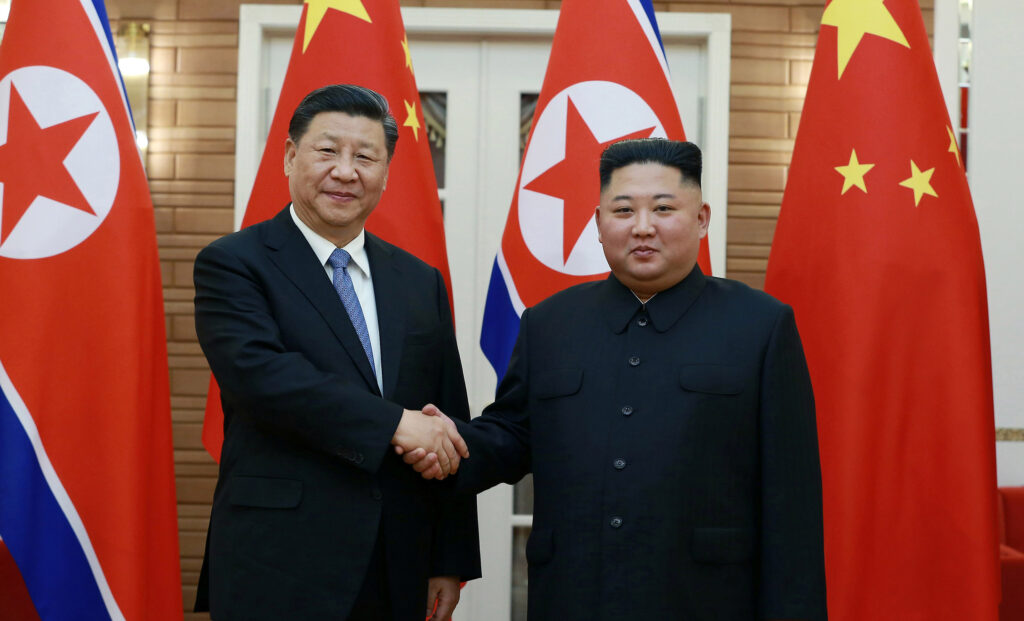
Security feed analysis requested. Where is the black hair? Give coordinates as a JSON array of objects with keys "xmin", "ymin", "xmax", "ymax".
[
  {"xmin": 599, "ymin": 138, "xmax": 702, "ymax": 189},
  {"xmin": 288, "ymin": 84, "xmax": 399, "ymax": 160}
]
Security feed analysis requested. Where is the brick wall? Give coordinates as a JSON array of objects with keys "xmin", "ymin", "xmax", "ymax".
[{"xmin": 104, "ymin": 0, "xmax": 932, "ymax": 616}]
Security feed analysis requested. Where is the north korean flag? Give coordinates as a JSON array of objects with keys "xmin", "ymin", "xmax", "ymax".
[
  {"xmin": 0, "ymin": 0, "xmax": 181, "ymax": 618},
  {"xmin": 480, "ymin": 0, "xmax": 711, "ymax": 380}
]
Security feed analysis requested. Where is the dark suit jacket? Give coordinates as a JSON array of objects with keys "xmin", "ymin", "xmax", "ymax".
[
  {"xmin": 192, "ymin": 207, "xmax": 480, "ymax": 620},
  {"xmin": 456, "ymin": 267, "xmax": 826, "ymax": 620}
]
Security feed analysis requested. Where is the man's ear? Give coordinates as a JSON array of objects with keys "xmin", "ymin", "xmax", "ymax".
[
  {"xmin": 594, "ymin": 206, "xmax": 603, "ymax": 243},
  {"xmin": 698, "ymin": 202, "xmax": 711, "ymax": 239},
  {"xmin": 283, "ymin": 139, "xmax": 297, "ymax": 176}
]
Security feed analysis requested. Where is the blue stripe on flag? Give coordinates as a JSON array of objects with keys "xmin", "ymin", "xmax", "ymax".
[
  {"xmin": 480, "ymin": 258, "xmax": 521, "ymax": 385},
  {"xmin": 638, "ymin": 0, "xmax": 666, "ymax": 57},
  {"xmin": 0, "ymin": 387, "xmax": 110, "ymax": 620}
]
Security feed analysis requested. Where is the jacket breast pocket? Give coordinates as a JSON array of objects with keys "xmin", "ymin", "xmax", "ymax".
[
  {"xmin": 228, "ymin": 476, "xmax": 303, "ymax": 509},
  {"xmin": 691, "ymin": 527, "xmax": 754, "ymax": 564},
  {"xmin": 534, "ymin": 369, "xmax": 583, "ymax": 400},
  {"xmin": 679, "ymin": 364, "xmax": 743, "ymax": 396}
]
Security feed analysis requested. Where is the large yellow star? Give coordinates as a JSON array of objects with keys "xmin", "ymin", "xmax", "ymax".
[
  {"xmin": 834, "ymin": 148, "xmax": 875, "ymax": 194},
  {"xmin": 946, "ymin": 125, "xmax": 962, "ymax": 168},
  {"xmin": 821, "ymin": 0, "xmax": 909, "ymax": 79},
  {"xmin": 302, "ymin": 0, "xmax": 371, "ymax": 53},
  {"xmin": 403, "ymin": 100, "xmax": 421, "ymax": 141},
  {"xmin": 402, "ymin": 35, "xmax": 414, "ymax": 75},
  {"xmin": 898, "ymin": 160, "xmax": 938, "ymax": 206}
]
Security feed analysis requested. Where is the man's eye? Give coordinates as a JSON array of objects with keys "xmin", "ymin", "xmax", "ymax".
[{"xmin": 319, "ymin": 148, "xmax": 335, "ymax": 154}]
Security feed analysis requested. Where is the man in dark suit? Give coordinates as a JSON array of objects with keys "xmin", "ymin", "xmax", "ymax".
[
  {"xmin": 193, "ymin": 84, "xmax": 480, "ymax": 620},
  {"xmin": 408, "ymin": 139, "xmax": 826, "ymax": 619}
]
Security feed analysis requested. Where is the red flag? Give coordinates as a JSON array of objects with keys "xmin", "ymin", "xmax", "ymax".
[
  {"xmin": 202, "ymin": 0, "xmax": 451, "ymax": 460},
  {"xmin": 0, "ymin": 0, "xmax": 181, "ymax": 618},
  {"xmin": 481, "ymin": 0, "xmax": 709, "ymax": 380},
  {"xmin": 765, "ymin": 1, "xmax": 999, "ymax": 618}
]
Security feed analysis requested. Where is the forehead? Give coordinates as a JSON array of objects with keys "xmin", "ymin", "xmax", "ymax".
[{"xmin": 301, "ymin": 111, "xmax": 385, "ymax": 146}]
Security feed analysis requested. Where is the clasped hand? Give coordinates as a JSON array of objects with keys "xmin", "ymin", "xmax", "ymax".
[{"xmin": 391, "ymin": 404, "xmax": 467, "ymax": 480}]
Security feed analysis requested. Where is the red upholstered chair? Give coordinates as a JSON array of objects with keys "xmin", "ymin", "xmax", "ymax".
[{"xmin": 1000, "ymin": 486, "xmax": 1024, "ymax": 621}]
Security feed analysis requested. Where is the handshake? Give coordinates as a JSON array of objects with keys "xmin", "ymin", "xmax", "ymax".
[{"xmin": 391, "ymin": 404, "xmax": 467, "ymax": 480}]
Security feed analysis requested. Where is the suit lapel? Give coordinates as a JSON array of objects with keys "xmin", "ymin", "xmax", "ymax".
[
  {"xmin": 365, "ymin": 233, "xmax": 404, "ymax": 400},
  {"xmin": 263, "ymin": 208, "xmax": 379, "ymax": 393}
]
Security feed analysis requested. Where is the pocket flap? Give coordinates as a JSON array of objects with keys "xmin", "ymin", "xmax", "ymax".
[
  {"xmin": 525, "ymin": 528, "xmax": 555, "ymax": 565},
  {"xmin": 535, "ymin": 369, "xmax": 583, "ymax": 399},
  {"xmin": 229, "ymin": 476, "xmax": 303, "ymax": 509},
  {"xmin": 679, "ymin": 364, "xmax": 742, "ymax": 395},
  {"xmin": 691, "ymin": 527, "xmax": 754, "ymax": 564}
]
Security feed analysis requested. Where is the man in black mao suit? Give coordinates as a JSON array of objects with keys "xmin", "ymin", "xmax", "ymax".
[
  {"xmin": 409, "ymin": 139, "xmax": 826, "ymax": 620},
  {"xmin": 193, "ymin": 85, "xmax": 479, "ymax": 620}
]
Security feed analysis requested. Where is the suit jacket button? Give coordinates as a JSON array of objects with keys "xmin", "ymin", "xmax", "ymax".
[
  {"xmin": 610, "ymin": 516, "xmax": 623, "ymax": 529},
  {"xmin": 621, "ymin": 405, "xmax": 633, "ymax": 416},
  {"xmin": 637, "ymin": 316, "xmax": 649, "ymax": 327},
  {"xmin": 354, "ymin": 453, "xmax": 364, "ymax": 464},
  {"xmin": 628, "ymin": 356, "xmax": 640, "ymax": 367},
  {"xmin": 613, "ymin": 458, "xmax": 626, "ymax": 470},
  {"xmin": 371, "ymin": 489, "xmax": 382, "ymax": 501}
]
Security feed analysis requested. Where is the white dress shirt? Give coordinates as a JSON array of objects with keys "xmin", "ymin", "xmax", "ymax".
[{"xmin": 290, "ymin": 205, "xmax": 383, "ymax": 393}]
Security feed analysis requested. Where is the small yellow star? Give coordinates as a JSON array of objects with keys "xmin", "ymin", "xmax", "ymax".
[
  {"xmin": 403, "ymin": 100, "xmax": 420, "ymax": 141},
  {"xmin": 402, "ymin": 35, "xmax": 414, "ymax": 75},
  {"xmin": 946, "ymin": 125, "xmax": 962, "ymax": 168},
  {"xmin": 821, "ymin": 0, "xmax": 909, "ymax": 79},
  {"xmin": 898, "ymin": 160, "xmax": 938, "ymax": 206},
  {"xmin": 834, "ymin": 149, "xmax": 875, "ymax": 194},
  {"xmin": 302, "ymin": 0, "xmax": 371, "ymax": 53}
]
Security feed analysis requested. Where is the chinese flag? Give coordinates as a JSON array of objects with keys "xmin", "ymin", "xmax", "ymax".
[
  {"xmin": 0, "ymin": 0, "xmax": 181, "ymax": 618},
  {"xmin": 202, "ymin": 0, "xmax": 451, "ymax": 460},
  {"xmin": 480, "ymin": 0, "xmax": 710, "ymax": 381},
  {"xmin": 764, "ymin": 1, "xmax": 999, "ymax": 619}
]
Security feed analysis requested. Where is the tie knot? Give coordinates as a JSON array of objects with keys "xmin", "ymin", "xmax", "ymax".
[{"xmin": 328, "ymin": 248, "xmax": 351, "ymax": 270}]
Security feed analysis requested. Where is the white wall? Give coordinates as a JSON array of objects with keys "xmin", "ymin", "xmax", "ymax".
[{"xmin": 968, "ymin": 0, "xmax": 1024, "ymax": 484}]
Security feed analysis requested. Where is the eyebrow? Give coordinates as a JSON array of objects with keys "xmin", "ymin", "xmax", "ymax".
[{"xmin": 611, "ymin": 193, "xmax": 677, "ymax": 201}]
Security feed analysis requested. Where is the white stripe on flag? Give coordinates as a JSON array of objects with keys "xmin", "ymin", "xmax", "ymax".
[
  {"xmin": 0, "ymin": 360, "xmax": 125, "ymax": 621},
  {"xmin": 497, "ymin": 250, "xmax": 527, "ymax": 316}
]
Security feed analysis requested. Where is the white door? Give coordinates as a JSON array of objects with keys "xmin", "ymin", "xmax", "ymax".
[{"xmin": 235, "ymin": 7, "xmax": 730, "ymax": 619}]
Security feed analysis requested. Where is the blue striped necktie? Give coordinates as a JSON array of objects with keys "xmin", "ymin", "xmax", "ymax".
[{"xmin": 327, "ymin": 248, "xmax": 375, "ymax": 375}]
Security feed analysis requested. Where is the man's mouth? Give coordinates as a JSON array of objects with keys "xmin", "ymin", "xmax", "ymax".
[{"xmin": 325, "ymin": 190, "xmax": 358, "ymax": 200}]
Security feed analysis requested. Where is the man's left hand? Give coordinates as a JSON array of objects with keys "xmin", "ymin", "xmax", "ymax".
[{"xmin": 426, "ymin": 575, "xmax": 461, "ymax": 621}]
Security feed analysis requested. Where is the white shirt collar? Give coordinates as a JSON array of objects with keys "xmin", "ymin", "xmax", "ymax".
[{"xmin": 289, "ymin": 204, "xmax": 371, "ymax": 278}]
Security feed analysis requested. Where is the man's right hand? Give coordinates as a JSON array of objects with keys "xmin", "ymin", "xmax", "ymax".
[
  {"xmin": 398, "ymin": 404, "xmax": 466, "ymax": 480},
  {"xmin": 391, "ymin": 406, "xmax": 468, "ymax": 479}
]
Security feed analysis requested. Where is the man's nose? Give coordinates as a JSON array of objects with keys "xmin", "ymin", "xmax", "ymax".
[
  {"xmin": 633, "ymin": 209, "xmax": 655, "ymax": 236},
  {"xmin": 330, "ymin": 156, "xmax": 358, "ymax": 180}
]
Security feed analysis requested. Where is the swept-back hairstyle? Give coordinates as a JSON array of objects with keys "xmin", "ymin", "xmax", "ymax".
[
  {"xmin": 288, "ymin": 84, "xmax": 399, "ymax": 160},
  {"xmin": 599, "ymin": 138, "xmax": 702, "ymax": 189}
]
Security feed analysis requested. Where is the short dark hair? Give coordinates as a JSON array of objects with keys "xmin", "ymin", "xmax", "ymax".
[
  {"xmin": 288, "ymin": 84, "xmax": 399, "ymax": 160},
  {"xmin": 599, "ymin": 138, "xmax": 702, "ymax": 190}
]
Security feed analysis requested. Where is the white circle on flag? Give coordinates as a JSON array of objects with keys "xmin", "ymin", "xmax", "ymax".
[
  {"xmin": 518, "ymin": 81, "xmax": 667, "ymax": 276},
  {"xmin": 0, "ymin": 66, "xmax": 119, "ymax": 259}
]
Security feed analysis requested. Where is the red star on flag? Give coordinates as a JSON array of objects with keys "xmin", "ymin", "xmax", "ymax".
[
  {"xmin": 524, "ymin": 96, "xmax": 655, "ymax": 263},
  {"xmin": 0, "ymin": 85, "xmax": 98, "ymax": 242}
]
